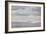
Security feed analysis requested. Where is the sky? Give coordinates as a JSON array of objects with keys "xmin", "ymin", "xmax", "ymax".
[{"xmin": 11, "ymin": 6, "xmax": 41, "ymax": 16}]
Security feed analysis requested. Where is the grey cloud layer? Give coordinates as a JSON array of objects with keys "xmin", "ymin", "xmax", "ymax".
[{"xmin": 11, "ymin": 6, "xmax": 41, "ymax": 16}]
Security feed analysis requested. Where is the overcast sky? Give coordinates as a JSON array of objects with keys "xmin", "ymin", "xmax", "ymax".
[{"xmin": 11, "ymin": 6, "xmax": 41, "ymax": 16}]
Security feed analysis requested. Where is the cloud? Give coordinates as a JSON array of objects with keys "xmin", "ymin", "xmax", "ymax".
[{"xmin": 11, "ymin": 6, "xmax": 41, "ymax": 16}]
